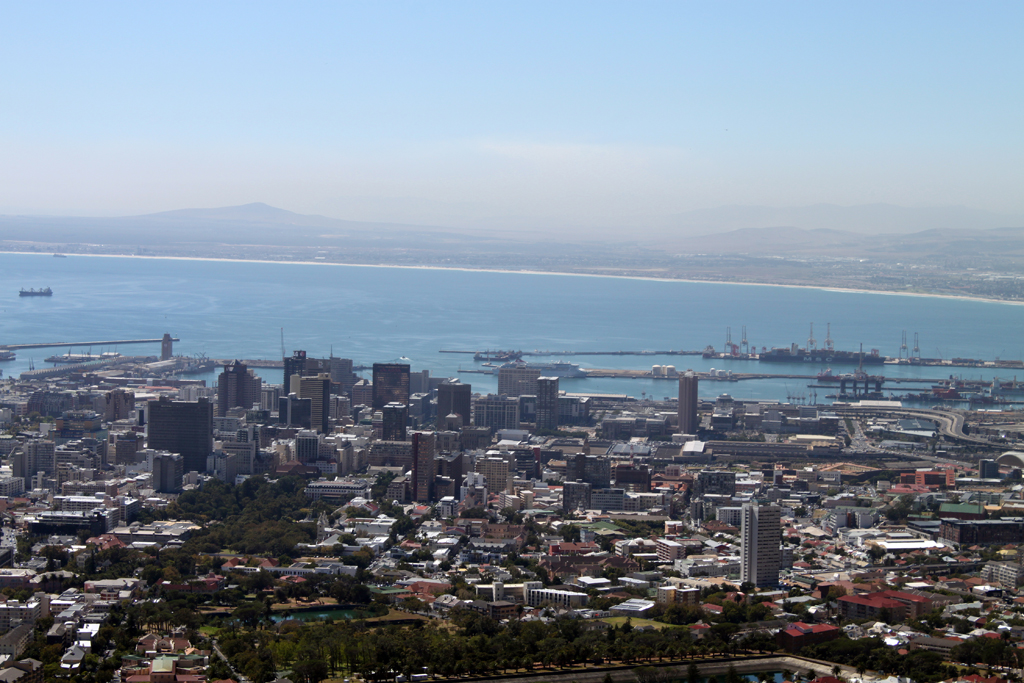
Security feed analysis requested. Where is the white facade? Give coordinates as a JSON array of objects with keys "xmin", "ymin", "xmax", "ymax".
[{"xmin": 740, "ymin": 503, "xmax": 781, "ymax": 588}]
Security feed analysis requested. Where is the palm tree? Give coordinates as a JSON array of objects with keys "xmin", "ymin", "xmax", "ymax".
[{"xmin": 832, "ymin": 665, "xmax": 842, "ymax": 679}]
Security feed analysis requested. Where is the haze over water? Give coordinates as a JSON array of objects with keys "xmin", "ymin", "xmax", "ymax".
[{"xmin": 2, "ymin": 253, "xmax": 1023, "ymax": 403}]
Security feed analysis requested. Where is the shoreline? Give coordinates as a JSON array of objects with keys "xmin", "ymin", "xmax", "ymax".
[{"xmin": 3, "ymin": 249, "xmax": 1023, "ymax": 308}]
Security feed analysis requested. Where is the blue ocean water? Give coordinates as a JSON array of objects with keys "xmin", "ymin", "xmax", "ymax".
[{"xmin": 2, "ymin": 252, "xmax": 1023, "ymax": 403}]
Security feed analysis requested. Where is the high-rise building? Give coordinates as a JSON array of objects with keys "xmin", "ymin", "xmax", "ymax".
[
  {"xmin": 294, "ymin": 431, "xmax": 322, "ymax": 464},
  {"xmin": 694, "ymin": 470, "xmax": 737, "ymax": 498},
  {"xmin": 614, "ymin": 463, "xmax": 651, "ymax": 493},
  {"xmin": 279, "ymin": 394, "xmax": 312, "ymax": 430},
  {"xmin": 382, "ymin": 403, "xmax": 408, "ymax": 441},
  {"xmin": 147, "ymin": 397, "xmax": 214, "ymax": 474},
  {"xmin": 472, "ymin": 394, "xmax": 521, "ymax": 431},
  {"xmin": 741, "ymin": 503, "xmax": 782, "ymax": 588},
  {"xmin": 437, "ymin": 380, "xmax": 472, "ymax": 427},
  {"xmin": 563, "ymin": 480, "xmax": 592, "ymax": 512},
  {"xmin": 329, "ymin": 357, "xmax": 358, "ymax": 393},
  {"xmin": 217, "ymin": 361, "xmax": 262, "ymax": 416},
  {"xmin": 283, "ymin": 350, "xmax": 307, "ymax": 388},
  {"xmin": 678, "ymin": 372, "xmax": 699, "ymax": 434},
  {"xmin": 411, "ymin": 431, "xmax": 436, "ymax": 503},
  {"xmin": 497, "ymin": 365, "xmax": 541, "ymax": 397},
  {"xmin": 980, "ymin": 459, "xmax": 1001, "ymax": 479},
  {"xmin": 151, "ymin": 451, "xmax": 184, "ymax": 493},
  {"xmin": 535, "ymin": 377, "xmax": 560, "ymax": 432},
  {"xmin": 294, "ymin": 373, "xmax": 330, "ymax": 433},
  {"xmin": 475, "ymin": 454, "xmax": 513, "ymax": 494},
  {"xmin": 24, "ymin": 439, "xmax": 56, "ymax": 476},
  {"xmin": 373, "ymin": 363, "xmax": 410, "ymax": 410}
]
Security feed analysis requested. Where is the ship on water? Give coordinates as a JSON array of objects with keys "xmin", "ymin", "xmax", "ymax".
[
  {"xmin": 0, "ymin": 350, "xmax": 15, "ymax": 361},
  {"xmin": 758, "ymin": 323, "xmax": 884, "ymax": 365},
  {"xmin": 760, "ymin": 343, "xmax": 885, "ymax": 365},
  {"xmin": 19, "ymin": 287, "xmax": 52, "ymax": 297},
  {"xmin": 493, "ymin": 360, "xmax": 588, "ymax": 378}
]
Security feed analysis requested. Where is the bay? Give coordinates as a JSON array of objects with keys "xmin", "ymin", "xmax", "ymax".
[{"xmin": 2, "ymin": 253, "xmax": 1023, "ymax": 404}]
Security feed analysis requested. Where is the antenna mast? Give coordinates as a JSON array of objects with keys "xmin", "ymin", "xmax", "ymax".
[{"xmin": 280, "ymin": 328, "xmax": 285, "ymax": 359}]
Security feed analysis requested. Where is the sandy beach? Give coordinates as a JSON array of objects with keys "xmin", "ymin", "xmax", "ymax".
[{"xmin": 3, "ymin": 248, "xmax": 1022, "ymax": 308}]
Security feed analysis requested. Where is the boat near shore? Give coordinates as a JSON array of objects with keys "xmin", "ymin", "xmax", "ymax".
[{"xmin": 19, "ymin": 287, "xmax": 52, "ymax": 297}]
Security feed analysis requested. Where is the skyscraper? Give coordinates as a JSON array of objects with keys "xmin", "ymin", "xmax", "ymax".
[
  {"xmin": 373, "ymin": 363, "xmax": 410, "ymax": 410},
  {"xmin": 217, "ymin": 361, "xmax": 262, "ymax": 416},
  {"xmin": 740, "ymin": 502, "xmax": 782, "ymax": 588},
  {"xmin": 678, "ymin": 371, "xmax": 699, "ymax": 434},
  {"xmin": 278, "ymin": 394, "xmax": 312, "ymax": 430},
  {"xmin": 535, "ymin": 377, "xmax": 559, "ymax": 432},
  {"xmin": 437, "ymin": 380, "xmax": 472, "ymax": 427},
  {"xmin": 283, "ymin": 350, "xmax": 307, "ymax": 388},
  {"xmin": 411, "ymin": 431, "xmax": 436, "ymax": 503},
  {"xmin": 497, "ymin": 365, "xmax": 541, "ymax": 397},
  {"xmin": 382, "ymin": 402, "xmax": 409, "ymax": 441},
  {"xmin": 295, "ymin": 373, "xmax": 331, "ymax": 433},
  {"xmin": 147, "ymin": 397, "xmax": 214, "ymax": 474},
  {"xmin": 151, "ymin": 451, "xmax": 184, "ymax": 493}
]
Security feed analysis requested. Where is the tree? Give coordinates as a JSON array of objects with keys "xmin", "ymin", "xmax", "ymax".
[{"xmin": 688, "ymin": 662, "xmax": 701, "ymax": 683}]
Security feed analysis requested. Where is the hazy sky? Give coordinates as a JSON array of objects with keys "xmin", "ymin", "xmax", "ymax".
[{"xmin": 1, "ymin": 1, "xmax": 1021, "ymax": 229}]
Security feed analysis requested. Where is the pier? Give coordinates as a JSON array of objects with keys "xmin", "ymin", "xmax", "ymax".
[{"xmin": 0, "ymin": 337, "xmax": 179, "ymax": 351}]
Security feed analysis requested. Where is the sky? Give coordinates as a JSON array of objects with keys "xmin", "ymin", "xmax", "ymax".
[{"xmin": 0, "ymin": 1, "xmax": 1022, "ymax": 231}]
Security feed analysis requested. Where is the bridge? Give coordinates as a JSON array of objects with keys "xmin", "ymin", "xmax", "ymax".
[{"xmin": 0, "ymin": 337, "xmax": 179, "ymax": 351}]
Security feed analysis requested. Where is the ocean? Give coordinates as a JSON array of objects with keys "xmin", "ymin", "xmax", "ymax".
[{"xmin": 2, "ymin": 252, "xmax": 1023, "ymax": 404}]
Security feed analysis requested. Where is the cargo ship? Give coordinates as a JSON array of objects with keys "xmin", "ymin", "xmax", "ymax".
[
  {"xmin": 474, "ymin": 349, "xmax": 522, "ymax": 362},
  {"xmin": 759, "ymin": 342, "xmax": 884, "ymax": 365},
  {"xmin": 19, "ymin": 287, "xmax": 52, "ymax": 297},
  {"xmin": 493, "ymin": 360, "xmax": 588, "ymax": 378}
]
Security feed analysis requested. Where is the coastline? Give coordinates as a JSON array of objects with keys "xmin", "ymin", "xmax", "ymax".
[{"xmin": 3, "ymin": 248, "xmax": 1022, "ymax": 308}]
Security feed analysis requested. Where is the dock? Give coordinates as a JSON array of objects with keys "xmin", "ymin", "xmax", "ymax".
[{"xmin": 1, "ymin": 337, "xmax": 179, "ymax": 351}]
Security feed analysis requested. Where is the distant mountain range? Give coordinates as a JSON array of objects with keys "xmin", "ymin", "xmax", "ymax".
[{"xmin": 1, "ymin": 202, "xmax": 1022, "ymax": 262}]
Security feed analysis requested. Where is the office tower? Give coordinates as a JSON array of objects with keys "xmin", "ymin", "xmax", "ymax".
[
  {"xmin": 409, "ymin": 369, "xmax": 431, "ymax": 395},
  {"xmin": 278, "ymin": 394, "xmax": 312, "ymax": 430},
  {"xmin": 101, "ymin": 388, "xmax": 135, "ymax": 422},
  {"xmin": 283, "ymin": 350, "xmax": 307, "ymax": 388},
  {"xmin": 437, "ymin": 380, "xmax": 472, "ymax": 427},
  {"xmin": 373, "ymin": 363, "xmax": 410, "ymax": 410},
  {"xmin": 678, "ymin": 372, "xmax": 699, "ymax": 434},
  {"xmin": 329, "ymin": 357, "xmax": 358, "ymax": 393},
  {"xmin": 351, "ymin": 380, "xmax": 374, "ymax": 407},
  {"xmin": 980, "ymin": 459, "xmax": 1000, "ymax": 479},
  {"xmin": 294, "ymin": 431, "xmax": 322, "ymax": 464},
  {"xmin": 294, "ymin": 373, "xmax": 330, "ymax": 433},
  {"xmin": 535, "ymin": 377, "xmax": 559, "ymax": 431},
  {"xmin": 261, "ymin": 385, "xmax": 281, "ymax": 411},
  {"xmin": 147, "ymin": 397, "xmax": 214, "ymax": 474},
  {"xmin": 151, "ymin": 452, "xmax": 184, "ymax": 493},
  {"xmin": 382, "ymin": 402, "xmax": 408, "ymax": 441},
  {"xmin": 497, "ymin": 365, "xmax": 541, "ymax": 397},
  {"xmin": 411, "ymin": 431, "xmax": 436, "ymax": 503},
  {"xmin": 217, "ymin": 361, "xmax": 262, "ymax": 416},
  {"xmin": 472, "ymin": 394, "xmax": 520, "ymax": 431},
  {"xmin": 563, "ymin": 480, "xmax": 592, "ymax": 512},
  {"xmin": 475, "ymin": 454, "xmax": 513, "ymax": 494},
  {"xmin": 24, "ymin": 439, "xmax": 56, "ymax": 476},
  {"xmin": 161, "ymin": 333, "xmax": 174, "ymax": 361},
  {"xmin": 694, "ymin": 470, "xmax": 737, "ymax": 498},
  {"xmin": 614, "ymin": 463, "xmax": 651, "ymax": 493},
  {"xmin": 741, "ymin": 503, "xmax": 782, "ymax": 588}
]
